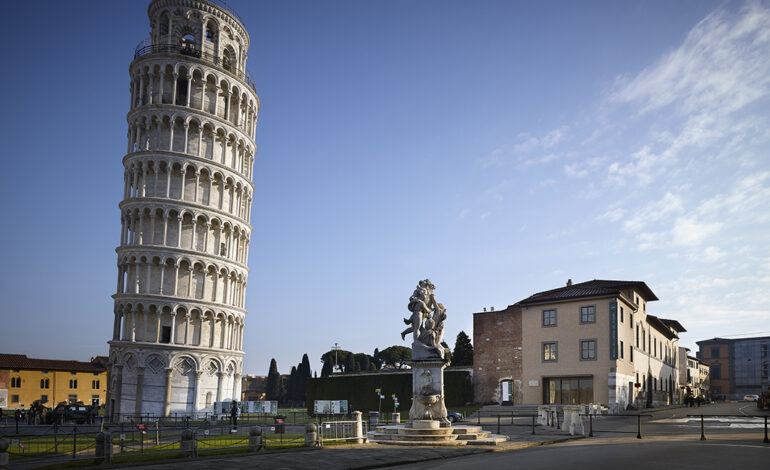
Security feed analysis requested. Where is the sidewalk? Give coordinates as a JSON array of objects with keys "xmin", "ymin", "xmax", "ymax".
[{"xmin": 107, "ymin": 428, "xmax": 581, "ymax": 470}]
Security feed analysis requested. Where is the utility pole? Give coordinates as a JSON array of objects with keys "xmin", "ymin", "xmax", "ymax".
[{"xmin": 332, "ymin": 343, "xmax": 342, "ymax": 373}]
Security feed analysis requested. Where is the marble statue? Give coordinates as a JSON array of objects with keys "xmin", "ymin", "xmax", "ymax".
[
  {"xmin": 403, "ymin": 279, "xmax": 451, "ymax": 426},
  {"xmin": 402, "ymin": 279, "xmax": 450, "ymax": 360}
]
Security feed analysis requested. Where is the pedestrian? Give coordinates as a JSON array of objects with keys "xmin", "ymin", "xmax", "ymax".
[
  {"xmin": 696, "ymin": 395, "xmax": 702, "ymax": 407},
  {"xmin": 230, "ymin": 401, "xmax": 238, "ymax": 429}
]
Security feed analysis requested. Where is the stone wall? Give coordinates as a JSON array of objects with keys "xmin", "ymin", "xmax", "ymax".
[{"xmin": 472, "ymin": 306, "xmax": 522, "ymax": 404}]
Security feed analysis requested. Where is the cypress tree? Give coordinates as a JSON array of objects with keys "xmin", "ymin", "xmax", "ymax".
[
  {"xmin": 452, "ymin": 331, "xmax": 474, "ymax": 366},
  {"xmin": 266, "ymin": 358, "xmax": 282, "ymax": 400}
]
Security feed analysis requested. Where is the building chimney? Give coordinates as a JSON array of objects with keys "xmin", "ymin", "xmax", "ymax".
[
  {"xmin": 567, "ymin": 279, "xmax": 573, "ymax": 286},
  {"xmin": 490, "ymin": 306, "xmax": 495, "ymax": 311},
  {"xmin": 483, "ymin": 307, "xmax": 487, "ymax": 312}
]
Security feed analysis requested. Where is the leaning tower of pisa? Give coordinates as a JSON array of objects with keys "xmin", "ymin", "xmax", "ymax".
[{"xmin": 107, "ymin": 0, "xmax": 258, "ymax": 419}]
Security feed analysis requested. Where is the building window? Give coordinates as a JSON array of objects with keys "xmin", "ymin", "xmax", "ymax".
[
  {"xmin": 580, "ymin": 340, "xmax": 596, "ymax": 360},
  {"xmin": 630, "ymin": 345, "xmax": 633, "ymax": 362},
  {"xmin": 40, "ymin": 394, "xmax": 48, "ymax": 403},
  {"xmin": 542, "ymin": 310, "xmax": 557, "ymax": 327},
  {"xmin": 11, "ymin": 394, "xmax": 19, "ymax": 404},
  {"xmin": 68, "ymin": 394, "xmax": 78, "ymax": 404},
  {"xmin": 636, "ymin": 325, "xmax": 639, "ymax": 347},
  {"xmin": 92, "ymin": 380, "xmax": 100, "ymax": 389},
  {"xmin": 69, "ymin": 379, "xmax": 78, "ymax": 389},
  {"xmin": 630, "ymin": 313, "xmax": 633, "ymax": 329},
  {"xmin": 70, "ymin": 372, "xmax": 77, "ymax": 376},
  {"xmin": 42, "ymin": 370, "xmax": 48, "ymax": 374},
  {"xmin": 620, "ymin": 307, "xmax": 624, "ymax": 323},
  {"xmin": 620, "ymin": 340, "xmax": 624, "ymax": 359},
  {"xmin": 711, "ymin": 347, "xmax": 720, "ymax": 358},
  {"xmin": 11, "ymin": 377, "xmax": 21, "ymax": 388},
  {"xmin": 544, "ymin": 376, "xmax": 593, "ymax": 404},
  {"xmin": 161, "ymin": 326, "xmax": 172, "ymax": 343},
  {"xmin": 642, "ymin": 330, "xmax": 646, "ymax": 351},
  {"xmin": 543, "ymin": 342, "xmax": 558, "ymax": 361},
  {"xmin": 91, "ymin": 395, "xmax": 100, "ymax": 406},
  {"xmin": 580, "ymin": 306, "xmax": 596, "ymax": 323},
  {"xmin": 40, "ymin": 378, "xmax": 50, "ymax": 389},
  {"xmin": 712, "ymin": 365, "xmax": 721, "ymax": 379}
]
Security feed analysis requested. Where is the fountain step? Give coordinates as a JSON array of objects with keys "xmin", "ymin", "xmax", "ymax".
[
  {"xmin": 397, "ymin": 427, "xmax": 454, "ymax": 436},
  {"xmin": 389, "ymin": 433, "xmax": 459, "ymax": 442},
  {"xmin": 374, "ymin": 439, "xmax": 468, "ymax": 447},
  {"xmin": 456, "ymin": 431, "xmax": 491, "ymax": 440},
  {"xmin": 450, "ymin": 425, "xmax": 484, "ymax": 434},
  {"xmin": 466, "ymin": 434, "xmax": 509, "ymax": 446}
]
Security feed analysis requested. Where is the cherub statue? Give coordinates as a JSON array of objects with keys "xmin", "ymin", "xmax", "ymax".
[{"xmin": 401, "ymin": 279, "xmax": 436, "ymax": 341}]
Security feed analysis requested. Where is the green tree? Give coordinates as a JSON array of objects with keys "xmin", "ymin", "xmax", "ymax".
[
  {"xmin": 344, "ymin": 353, "xmax": 356, "ymax": 373},
  {"xmin": 266, "ymin": 358, "xmax": 282, "ymax": 400},
  {"xmin": 321, "ymin": 361, "xmax": 333, "ymax": 377},
  {"xmin": 452, "ymin": 331, "xmax": 473, "ymax": 366},
  {"xmin": 377, "ymin": 345, "xmax": 412, "ymax": 369}
]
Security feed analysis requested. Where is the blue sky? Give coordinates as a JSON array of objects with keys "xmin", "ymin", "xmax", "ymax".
[{"xmin": 1, "ymin": 0, "xmax": 768, "ymax": 376}]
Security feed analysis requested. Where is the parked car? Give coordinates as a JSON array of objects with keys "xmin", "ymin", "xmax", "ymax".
[
  {"xmin": 743, "ymin": 394, "xmax": 759, "ymax": 402},
  {"xmin": 44, "ymin": 403, "xmax": 98, "ymax": 424},
  {"xmin": 447, "ymin": 410, "xmax": 463, "ymax": 423}
]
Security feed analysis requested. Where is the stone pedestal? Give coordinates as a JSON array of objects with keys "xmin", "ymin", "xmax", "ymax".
[{"xmin": 408, "ymin": 359, "xmax": 450, "ymax": 427}]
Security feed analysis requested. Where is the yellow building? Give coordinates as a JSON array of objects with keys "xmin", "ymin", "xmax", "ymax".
[{"xmin": 0, "ymin": 354, "xmax": 108, "ymax": 410}]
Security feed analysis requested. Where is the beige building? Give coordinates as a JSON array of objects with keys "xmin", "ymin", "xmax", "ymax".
[
  {"xmin": 514, "ymin": 280, "xmax": 685, "ymax": 410},
  {"xmin": 0, "ymin": 354, "xmax": 107, "ymax": 410}
]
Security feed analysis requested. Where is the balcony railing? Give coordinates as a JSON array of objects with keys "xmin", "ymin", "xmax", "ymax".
[{"xmin": 133, "ymin": 43, "xmax": 256, "ymax": 92}]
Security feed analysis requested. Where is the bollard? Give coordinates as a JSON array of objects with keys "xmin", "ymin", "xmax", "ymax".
[
  {"xmin": 497, "ymin": 415, "xmax": 500, "ymax": 434},
  {"xmin": 764, "ymin": 416, "xmax": 769, "ymax": 444},
  {"xmin": 305, "ymin": 423, "xmax": 318, "ymax": 447},
  {"xmin": 700, "ymin": 415, "xmax": 706, "ymax": 441},
  {"xmin": 249, "ymin": 426, "xmax": 263, "ymax": 452},
  {"xmin": 180, "ymin": 428, "xmax": 196, "ymax": 458},
  {"xmin": 532, "ymin": 415, "xmax": 535, "ymax": 435},
  {"xmin": 0, "ymin": 437, "xmax": 9, "ymax": 470},
  {"xmin": 636, "ymin": 414, "xmax": 642, "ymax": 439},
  {"xmin": 353, "ymin": 411, "xmax": 364, "ymax": 444},
  {"xmin": 392, "ymin": 412, "xmax": 401, "ymax": 424},
  {"xmin": 589, "ymin": 414, "xmax": 593, "ymax": 437}
]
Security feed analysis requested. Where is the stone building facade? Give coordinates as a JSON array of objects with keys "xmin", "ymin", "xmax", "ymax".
[
  {"xmin": 473, "ymin": 280, "xmax": 687, "ymax": 410},
  {"xmin": 697, "ymin": 336, "xmax": 769, "ymax": 400},
  {"xmin": 107, "ymin": 0, "xmax": 259, "ymax": 420},
  {"xmin": 473, "ymin": 306, "xmax": 522, "ymax": 404}
]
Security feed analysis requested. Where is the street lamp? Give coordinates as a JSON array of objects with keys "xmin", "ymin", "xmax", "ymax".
[{"xmin": 331, "ymin": 343, "xmax": 342, "ymax": 373}]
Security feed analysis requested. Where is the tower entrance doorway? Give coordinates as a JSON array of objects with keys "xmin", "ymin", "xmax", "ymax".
[{"xmin": 500, "ymin": 380, "xmax": 513, "ymax": 405}]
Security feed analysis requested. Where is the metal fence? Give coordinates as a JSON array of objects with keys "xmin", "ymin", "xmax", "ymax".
[{"xmin": 319, "ymin": 420, "xmax": 369, "ymax": 444}]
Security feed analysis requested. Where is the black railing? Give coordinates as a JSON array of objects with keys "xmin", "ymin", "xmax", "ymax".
[
  {"xmin": 202, "ymin": 0, "xmax": 245, "ymax": 26},
  {"xmin": 133, "ymin": 43, "xmax": 256, "ymax": 92}
]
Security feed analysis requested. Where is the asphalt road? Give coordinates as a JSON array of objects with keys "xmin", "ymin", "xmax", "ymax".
[{"xmin": 391, "ymin": 439, "xmax": 770, "ymax": 470}]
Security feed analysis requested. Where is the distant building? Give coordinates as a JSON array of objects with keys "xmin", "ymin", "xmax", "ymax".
[
  {"xmin": 241, "ymin": 375, "xmax": 267, "ymax": 401},
  {"xmin": 697, "ymin": 336, "xmax": 769, "ymax": 400},
  {"xmin": 473, "ymin": 279, "xmax": 687, "ymax": 410},
  {"xmin": 677, "ymin": 347, "xmax": 710, "ymax": 401},
  {"xmin": 0, "ymin": 354, "xmax": 107, "ymax": 409}
]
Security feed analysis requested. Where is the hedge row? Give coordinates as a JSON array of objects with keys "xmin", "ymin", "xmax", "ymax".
[{"xmin": 306, "ymin": 369, "xmax": 473, "ymax": 414}]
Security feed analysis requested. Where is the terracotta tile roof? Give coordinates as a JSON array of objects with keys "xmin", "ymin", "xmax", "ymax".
[
  {"xmin": 0, "ymin": 354, "xmax": 107, "ymax": 373},
  {"xmin": 513, "ymin": 279, "xmax": 658, "ymax": 306},
  {"xmin": 646, "ymin": 314, "xmax": 679, "ymax": 340}
]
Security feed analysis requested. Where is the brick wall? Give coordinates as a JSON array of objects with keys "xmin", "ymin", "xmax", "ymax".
[{"xmin": 472, "ymin": 306, "xmax": 522, "ymax": 404}]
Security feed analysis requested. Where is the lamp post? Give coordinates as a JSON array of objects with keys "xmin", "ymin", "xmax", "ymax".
[{"xmin": 331, "ymin": 343, "xmax": 341, "ymax": 373}]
